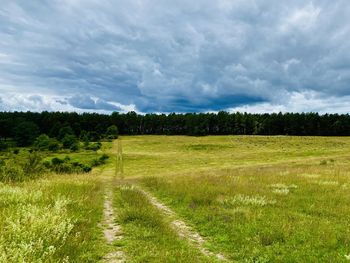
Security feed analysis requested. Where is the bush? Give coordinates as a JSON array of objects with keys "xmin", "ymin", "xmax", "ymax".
[
  {"xmin": 34, "ymin": 135, "xmax": 60, "ymax": 152},
  {"xmin": 62, "ymin": 135, "xmax": 79, "ymax": 150},
  {"xmin": 22, "ymin": 152, "xmax": 44, "ymax": 176},
  {"xmin": 34, "ymin": 134, "xmax": 51, "ymax": 150},
  {"xmin": 51, "ymin": 157, "xmax": 64, "ymax": 166},
  {"xmin": 105, "ymin": 125, "xmax": 119, "ymax": 139},
  {"xmin": 85, "ymin": 142, "xmax": 101, "ymax": 151},
  {"xmin": 90, "ymin": 154, "xmax": 109, "ymax": 167},
  {"xmin": 0, "ymin": 152, "xmax": 44, "ymax": 182},
  {"xmin": 58, "ymin": 126, "xmax": 74, "ymax": 140},
  {"xmin": 0, "ymin": 162, "xmax": 25, "ymax": 182},
  {"xmin": 48, "ymin": 139, "xmax": 60, "ymax": 152},
  {"xmin": 49, "ymin": 157, "xmax": 91, "ymax": 174},
  {"xmin": 69, "ymin": 142, "xmax": 80, "ymax": 152},
  {"xmin": 100, "ymin": 154, "xmax": 109, "ymax": 162},
  {"xmin": 0, "ymin": 140, "xmax": 8, "ymax": 151}
]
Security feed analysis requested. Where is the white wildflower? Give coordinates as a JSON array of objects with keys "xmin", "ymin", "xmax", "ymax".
[
  {"xmin": 221, "ymin": 194, "xmax": 276, "ymax": 207},
  {"xmin": 317, "ymin": 180, "xmax": 339, "ymax": 186},
  {"xmin": 270, "ymin": 183, "xmax": 298, "ymax": 195}
]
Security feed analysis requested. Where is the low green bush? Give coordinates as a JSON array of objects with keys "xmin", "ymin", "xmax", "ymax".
[
  {"xmin": 48, "ymin": 157, "xmax": 92, "ymax": 174},
  {"xmin": 0, "ymin": 140, "xmax": 8, "ymax": 151},
  {"xmin": 85, "ymin": 142, "xmax": 102, "ymax": 151},
  {"xmin": 90, "ymin": 154, "xmax": 109, "ymax": 167},
  {"xmin": 0, "ymin": 152, "xmax": 44, "ymax": 182}
]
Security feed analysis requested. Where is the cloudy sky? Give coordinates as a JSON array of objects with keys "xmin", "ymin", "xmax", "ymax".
[{"xmin": 0, "ymin": 0, "xmax": 350, "ymax": 113}]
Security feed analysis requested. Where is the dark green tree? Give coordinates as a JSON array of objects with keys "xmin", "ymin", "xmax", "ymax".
[
  {"xmin": 106, "ymin": 125, "xmax": 119, "ymax": 139},
  {"xmin": 62, "ymin": 134, "xmax": 79, "ymax": 151},
  {"xmin": 14, "ymin": 121, "xmax": 40, "ymax": 146},
  {"xmin": 34, "ymin": 134, "xmax": 51, "ymax": 150}
]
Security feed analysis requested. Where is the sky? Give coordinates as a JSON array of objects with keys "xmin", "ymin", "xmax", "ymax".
[{"xmin": 0, "ymin": 0, "xmax": 350, "ymax": 114}]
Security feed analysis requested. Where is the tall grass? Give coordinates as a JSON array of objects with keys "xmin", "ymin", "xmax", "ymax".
[
  {"xmin": 0, "ymin": 174, "xmax": 107, "ymax": 262},
  {"xmin": 140, "ymin": 162, "xmax": 350, "ymax": 262}
]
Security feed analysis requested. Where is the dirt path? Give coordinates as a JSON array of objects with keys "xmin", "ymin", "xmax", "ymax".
[
  {"xmin": 102, "ymin": 188, "xmax": 126, "ymax": 263},
  {"xmin": 138, "ymin": 188, "xmax": 227, "ymax": 261}
]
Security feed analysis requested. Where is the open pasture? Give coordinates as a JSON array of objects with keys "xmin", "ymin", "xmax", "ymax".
[{"xmin": 119, "ymin": 136, "xmax": 350, "ymax": 262}]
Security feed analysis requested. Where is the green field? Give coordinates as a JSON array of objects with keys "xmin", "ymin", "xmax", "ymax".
[{"xmin": 1, "ymin": 136, "xmax": 350, "ymax": 262}]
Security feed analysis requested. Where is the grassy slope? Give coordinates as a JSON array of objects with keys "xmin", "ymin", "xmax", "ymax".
[
  {"xmin": 0, "ymin": 173, "xmax": 107, "ymax": 262},
  {"xmin": 119, "ymin": 135, "xmax": 350, "ymax": 262},
  {"xmin": 0, "ymin": 146, "xmax": 110, "ymax": 262}
]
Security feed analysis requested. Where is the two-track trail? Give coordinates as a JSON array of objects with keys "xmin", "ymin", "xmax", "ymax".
[
  {"xmin": 101, "ymin": 139, "xmax": 226, "ymax": 262},
  {"xmin": 138, "ymin": 187, "xmax": 227, "ymax": 261}
]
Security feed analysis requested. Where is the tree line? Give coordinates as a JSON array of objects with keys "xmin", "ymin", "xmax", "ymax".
[{"xmin": 1, "ymin": 111, "xmax": 350, "ymax": 147}]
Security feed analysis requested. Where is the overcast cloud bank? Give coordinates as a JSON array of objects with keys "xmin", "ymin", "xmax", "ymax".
[{"xmin": 0, "ymin": 1, "xmax": 349, "ymax": 113}]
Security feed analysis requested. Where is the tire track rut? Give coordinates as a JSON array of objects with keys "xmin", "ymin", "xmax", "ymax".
[{"xmin": 138, "ymin": 188, "xmax": 227, "ymax": 261}]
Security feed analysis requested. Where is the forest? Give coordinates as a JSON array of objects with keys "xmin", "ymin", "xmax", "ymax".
[{"xmin": 1, "ymin": 111, "xmax": 350, "ymax": 147}]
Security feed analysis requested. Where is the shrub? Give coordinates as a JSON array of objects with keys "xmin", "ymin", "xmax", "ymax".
[
  {"xmin": 34, "ymin": 134, "xmax": 51, "ymax": 150},
  {"xmin": 48, "ymin": 139, "xmax": 60, "ymax": 152},
  {"xmin": 22, "ymin": 152, "xmax": 44, "ymax": 177},
  {"xmin": 58, "ymin": 126, "xmax": 74, "ymax": 140},
  {"xmin": 52, "ymin": 157, "xmax": 64, "ymax": 166},
  {"xmin": 49, "ymin": 157, "xmax": 91, "ymax": 174},
  {"xmin": 85, "ymin": 142, "xmax": 101, "ymax": 151},
  {"xmin": 90, "ymin": 154, "xmax": 109, "ymax": 167},
  {"xmin": 105, "ymin": 125, "xmax": 119, "ymax": 139},
  {"xmin": 100, "ymin": 153, "xmax": 109, "ymax": 162},
  {"xmin": 62, "ymin": 135, "xmax": 79, "ymax": 150},
  {"xmin": 70, "ymin": 142, "xmax": 80, "ymax": 152},
  {"xmin": 0, "ymin": 160, "xmax": 25, "ymax": 182},
  {"xmin": 0, "ymin": 140, "xmax": 8, "ymax": 151}
]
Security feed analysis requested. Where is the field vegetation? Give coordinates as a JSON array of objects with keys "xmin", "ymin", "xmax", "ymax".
[
  {"xmin": 1, "ymin": 135, "xmax": 350, "ymax": 262},
  {"xmin": 120, "ymin": 136, "xmax": 350, "ymax": 262}
]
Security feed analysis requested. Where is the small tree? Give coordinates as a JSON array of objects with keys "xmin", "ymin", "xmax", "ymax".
[
  {"xmin": 0, "ymin": 140, "xmax": 8, "ymax": 151},
  {"xmin": 34, "ymin": 134, "xmax": 51, "ymax": 150},
  {"xmin": 48, "ymin": 139, "xmax": 60, "ymax": 152},
  {"xmin": 106, "ymin": 125, "xmax": 119, "ymax": 139},
  {"xmin": 14, "ymin": 121, "xmax": 40, "ymax": 146},
  {"xmin": 58, "ymin": 126, "xmax": 74, "ymax": 140},
  {"xmin": 62, "ymin": 134, "xmax": 79, "ymax": 151}
]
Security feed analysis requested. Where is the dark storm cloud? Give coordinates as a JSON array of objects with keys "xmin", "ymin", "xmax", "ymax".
[{"xmin": 0, "ymin": 0, "xmax": 350, "ymax": 113}]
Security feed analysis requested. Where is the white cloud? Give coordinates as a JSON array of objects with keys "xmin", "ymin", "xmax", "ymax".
[
  {"xmin": 228, "ymin": 91, "xmax": 350, "ymax": 114},
  {"xmin": 0, "ymin": 93, "xmax": 136, "ymax": 113},
  {"xmin": 281, "ymin": 3, "xmax": 321, "ymax": 32}
]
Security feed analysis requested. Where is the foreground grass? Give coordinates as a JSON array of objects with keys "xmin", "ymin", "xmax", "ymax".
[
  {"xmin": 114, "ymin": 183, "xmax": 211, "ymax": 263},
  {"xmin": 0, "ymin": 173, "xmax": 107, "ymax": 262}
]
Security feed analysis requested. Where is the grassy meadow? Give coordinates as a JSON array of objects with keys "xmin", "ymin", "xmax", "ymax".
[
  {"xmin": 1, "ymin": 135, "xmax": 350, "ymax": 262},
  {"xmin": 120, "ymin": 136, "xmax": 350, "ymax": 262}
]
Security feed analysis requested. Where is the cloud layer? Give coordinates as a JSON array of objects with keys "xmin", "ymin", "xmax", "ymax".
[{"xmin": 0, "ymin": 1, "xmax": 350, "ymax": 113}]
